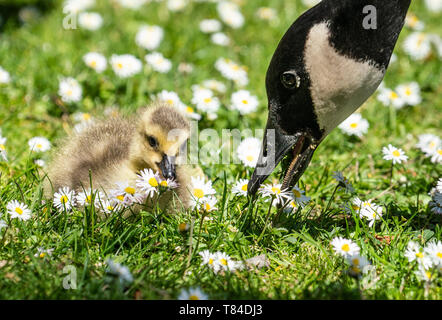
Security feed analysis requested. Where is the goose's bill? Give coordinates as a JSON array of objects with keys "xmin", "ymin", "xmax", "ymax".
[
  {"xmin": 247, "ymin": 117, "xmax": 316, "ymax": 195},
  {"xmin": 158, "ymin": 154, "xmax": 176, "ymax": 180}
]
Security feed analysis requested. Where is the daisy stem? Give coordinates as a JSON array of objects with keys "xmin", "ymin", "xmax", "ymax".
[
  {"xmin": 186, "ymin": 215, "xmax": 196, "ymax": 269},
  {"xmin": 324, "ymin": 185, "xmax": 339, "ymax": 215},
  {"xmin": 193, "ymin": 212, "xmax": 206, "ymax": 262},
  {"xmin": 390, "ymin": 162, "xmax": 394, "ymax": 183},
  {"xmin": 257, "ymin": 197, "xmax": 274, "ymax": 243}
]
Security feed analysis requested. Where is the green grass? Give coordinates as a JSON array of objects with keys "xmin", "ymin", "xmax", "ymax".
[{"xmin": 0, "ymin": 0, "xmax": 441, "ymax": 300}]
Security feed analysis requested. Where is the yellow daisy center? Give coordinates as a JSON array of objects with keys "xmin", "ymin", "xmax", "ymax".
[
  {"xmin": 352, "ymin": 258, "xmax": 360, "ymax": 265},
  {"xmin": 117, "ymin": 63, "xmax": 123, "ymax": 69},
  {"xmin": 148, "ymin": 178, "xmax": 159, "ymax": 187},
  {"xmin": 116, "ymin": 195, "xmax": 125, "ymax": 201},
  {"xmin": 416, "ymin": 252, "xmax": 424, "ymax": 259},
  {"xmin": 193, "ymin": 188, "xmax": 204, "ymax": 199},
  {"xmin": 36, "ymin": 143, "xmax": 43, "ymax": 149},
  {"xmin": 220, "ymin": 258, "xmax": 228, "ymax": 266},
  {"xmin": 272, "ymin": 187, "xmax": 281, "ymax": 194},
  {"xmin": 160, "ymin": 180, "xmax": 168, "ymax": 187},
  {"xmin": 293, "ymin": 190, "xmax": 301, "ymax": 198},
  {"xmin": 405, "ymin": 88, "xmax": 412, "ymax": 96},
  {"xmin": 351, "ymin": 266, "xmax": 361, "ymax": 274},
  {"xmin": 241, "ymin": 184, "xmax": 248, "ymax": 192},
  {"xmin": 185, "ymin": 106, "xmax": 194, "ymax": 113},
  {"xmin": 166, "ymin": 99, "xmax": 174, "ymax": 105},
  {"xmin": 204, "ymin": 97, "xmax": 212, "ymax": 103},
  {"xmin": 341, "ymin": 244, "xmax": 350, "ymax": 252},
  {"xmin": 350, "ymin": 123, "xmax": 358, "ymax": 128},
  {"xmin": 86, "ymin": 195, "xmax": 92, "ymax": 203},
  {"xmin": 124, "ymin": 187, "xmax": 135, "ymax": 195},
  {"xmin": 436, "ymin": 252, "xmax": 442, "ymax": 259},
  {"xmin": 107, "ymin": 205, "xmax": 114, "ymax": 211},
  {"xmin": 246, "ymin": 155, "xmax": 254, "ymax": 162},
  {"xmin": 189, "ymin": 295, "xmax": 200, "ymax": 300},
  {"xmin": 60, "ymin": 195, "xmax": 68, "ymax": 204},
  {"xmin": 0, "ymin": 144, "xmax": 5, "ymax": 150},
  {"xmin": 242, "ymin": 100, "xmax": 248, "ymax": 105},
  {"xmin": 204, "ymin": 203, "xmax": 211, "ymax": 211},
  {"xmin": 39, "ymin": 252, "xmax": 46, "ymax": 258},
  {"xmin": 208, "ymin": 258, "xmax": 214, "ymax": 265},
  {"xmin": 82, "ymin": 113, "xmax": 91, "ymax": 121},
  {"xmin": 392, "ymin": 150, "xmax": 401, "ymax": 157},
  {"xmin": 90, "ymin": 61, "xmax": 97, "ymax": 68},
  {"xmin": 425, "ymin": 271, "xmax": 432, "ymax": 279},
  {"xmin": 15, "ymin": 207, "xmax": 23, "ymax": 215},
  {"xmin": 437, "ymin": 149, "xmax": 442, "ymax": 155},
  {"xmin": 390, "ymin": 91, "xmax": 398, "ymax": 99}
]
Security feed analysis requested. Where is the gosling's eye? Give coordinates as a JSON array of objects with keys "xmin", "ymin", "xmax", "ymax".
[
  {"xmin": 146, "ymin": 135, "xmax": 159, "ymax": 148},
  {"xmin": 281, "ymin": 71, "xmax": 301, "ymax": 89}
]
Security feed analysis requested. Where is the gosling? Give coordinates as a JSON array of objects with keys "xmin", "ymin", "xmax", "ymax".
[{"xmin": 45, "ymin": 103, "xmax": 203, "ymax": 212}]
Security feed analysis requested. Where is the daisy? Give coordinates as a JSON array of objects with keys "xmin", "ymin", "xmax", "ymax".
[
  {"xmin": 396, "ymin": 82, "xmax": 422, "ymax": 106},
  {"xmin": 63, "ymin": 0, "xmax": 95, "ymax": 13},
  {"xmin": 283, "ymin": 199, "xmax": 299, "ymax": 214},
  {"xmin": 7, "ymin": 200, "xmax": 32, "ymax": 221},
  {"xmin": 429, "ymin": 147, "xmax": 442, "ymax": 164},
  {"xmin": 0, "ymin": 220, "xmax": 7, "ymax": 230},
  {"xmin": 156, "ymin": 90, "xmax": 183, "ymax": 108},
  {"xmin": 200, "ymin": 196, "xmax": 218, "ymax": 213},
  {"xmin": 145, "ymin": 52, "xmax": 172, "ymax": 73},
  {"xmin": 116, "ymin": 0, "xmax": 148, "ymax": 9},
  {"xmin": 331, "ymin": 237, "xmax": 360, "ymax": 258},
  {"xmin": 202, "ymin": 79, "xmax": 227, "ymax": 93},
  {"xmin": 189, "ymin": 176, "xmax": 216, "ymax": 208},
  {"xmin": 332, "ymin": 171, "xmax": 355, "ymax": 194},
  {"xmin": 106, "ymin": 259, "xmax": 133, "ymax": 284},
  {"xmin": 199, "ymin": 250, "xmax": 218, "ymax": 268},
  {"xmin": 230, "ymin": 90, "xmax": 259, "ymax": 115},
  {"xmin": 232, "ymin": 179, "xmax": 249, "ymax": 197},
  {"xmin": 404, "ymin": 241, "xmax": 433, "ymax": 269},
  {"xmin": 259, "ymin": 183, "xmax": 292, "ymax": 206},
  {"xmin": 382, "ymin": 144, "xmax": 408, "ymax": 164},
  {"xmin": 53, "ymin": 187, "xmax": 76, "ymax": 211},
  {"xmin": 78, "ymin": 12, "xmax": 103, "ymax": 31},
  {"xmin": 34, "ymin": 247, "xmax": 54, "ymax": 259},
  {"xmin": 346, "ymin": 255, "xmax": 370, "ymax": 277},
  {"xmin": 178, "ymin": 287, "xmax": 208, "ymax": 300},
  {"xmin": 429, "ymin": 193, "xmax": 442, "ymax": 215},
  {"xmin": 236, "ymin": 137, "xmax": 261, "ymax": 168},
  {"xmin": 199, "ymin": 19, "xmax": 222, "ymax": 33},
  {"xmin": 0, "ymin": 66, "xmax": 11, "ymax": 84},
  {"xmin": 167, "ymin": 0, "xmax": 188, "ymax": 12},
  {"xmin": 290, "ymin": 185, "xmax": 311, "ymax": 207},
  {"xmin": 302, "ymin": 0, "xmax": 322, "ymax": 6},
  {"xmin": 377, "ymin": 87, "xmax": 406, "ymax": 109},
  {"xmin": 110, "ymin": 54, "xmax": 142, "ymax": 78},
  {"xmin": 343, "ymin": 197, "xmax": 364, "ymax": 216},
  {"xmin": 256, "ymin": 7, "xmax": 277, "ymax": 21},
  {"xmin": 158, "ymin": 177, "xmax": 179, "ymax": 190},
  {"xmin": 403, "ymin": 32, "xmax": 432, "ymax": 61},
  {"xmin": 135, "ymin": 25, "xmax": 164, "ymax": 50},
  {"xmin": 405, "ymin": 13, "xmax": 425, "ymax": 31},
  {"xmin": 424, "ymin": 241, "xmax": 442, "ymax": 267},
  {"xmin": 28, "ymin": 136, "xmax": 51, "ymax": 152},
  {"xmin": 415, "ymin": 265, "xmax": 436, "ymax": 282},
  {"xmin": 416, "ymin": 133, "xmax": 440, "ymax": 155},
  {"xmin": 362, "ymin": 204, "xmax": 383, "ymax": 227},
  {"xmin": 76, "ymin": 189, "xmax": 104, "ymax": 207},
  {"xmin": 215, "ymin": 58, "xmax": 248, "ymax": 86},
  {"xmin": 211, "ymin": 32, "xmax": 230, "ymax": 46},
  {"xmin": 338, "ymin": 113, "xmax": 369, "ymax": 138},
  {"xmin": 424, "ymin": 0, "xmax": 442, "ymax": 13},
  {"xmin": 217, "ymin": 2, "xmax": 244, "ymax": 29},
  {"xmin": 176, "ymin": 104, "xmax": 202, "ymax": 121},
  {"xmin": 136, "ymin": 169, "xmax": 161, "ymax": 198},
  {"xmin": 214, "ymin": 251, "xmax": 238, "ymax": 272},
  {"xmin": 0, "ymin": 135, "xmax": 8, "ymax": 162},
  {"xmin": 110, "ymin": 181, "xmax": 145, "ymax": 207},
  {"xmin": 191, "ymin": 88, "xmax": 220, "ymax": 114},
  {"xmin": 98, "ymin": 198, "xmax": 121, "ymax": 215},
  {"xmin": 83, "ymin": 52, "xmax": 107, "ymax": 73},
  {"xmin": 58, "ymin": 77, "xmax": 82, "ymax": 103}
]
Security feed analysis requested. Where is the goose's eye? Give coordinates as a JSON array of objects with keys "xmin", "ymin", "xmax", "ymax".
[
  {"xmin": 146, "ymin": 135, "xmax": 159, "ymax": 148},
  {"xmin": 281, "ymin": 71, "xmax": 300, "ymax": 89}
]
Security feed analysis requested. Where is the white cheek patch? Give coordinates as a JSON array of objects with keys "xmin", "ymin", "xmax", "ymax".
[{"xmin": 304, "ymin": 22, "xmax": 385, "ymax": 135}]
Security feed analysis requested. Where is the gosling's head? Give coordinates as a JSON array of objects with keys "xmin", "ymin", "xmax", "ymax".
[{"xmin": 132, "ymin": 103, "xmax": 190, "ymax": 180}]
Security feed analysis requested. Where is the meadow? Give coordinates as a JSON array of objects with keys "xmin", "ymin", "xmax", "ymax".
[{"xmin": 0, "ymin": 0, "xmax": 441, "ymax": 300}]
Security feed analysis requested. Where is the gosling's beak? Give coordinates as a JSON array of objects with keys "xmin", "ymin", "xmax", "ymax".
[
  {"xmin": 158, "ymin": 154, "xmax": 176, "ymax": 180},
  {"xmin": 248, "ymin": 115, "xmax": 317, "ymax": 195}
]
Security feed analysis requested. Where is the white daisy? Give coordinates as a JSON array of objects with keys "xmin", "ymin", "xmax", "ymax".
[
  {"xmin": 167, "ymin": 0, "xmax": 188, "ymax": 12},
  {"xmin": 0, "ymin": 66, "xmax": 11, "ymax": 84},
  {"xmin": 361, "ymin": 204, "xmax": 383, "ymax": 227},
  {"xmin": 7, "ymin": 200, "xmax": 32, "ymax": 221},
  {"xmin": 83, "ymin": 52, "xmax": 107, "ymax": 73},
  {"xmin": 34, "ymin": 159, "xmax": 46, "ymax": 167},
  {"xmin": 176, "ymin": 104, "xmax": 202, "ymax": 121},
  {"xmin": 377, "ymin": 87, "xmax": 406, "ymax": 109},
  {"xmin": 237, "ymin": 137, "xmax": 261, "ymax": 168},
  {"xmin": 199, "ymin": 19, "xmax": 222, "ymax": 33},
  {"xmin": 429, "ymin": 147, "xmax": 442, "ymax": 164},
  {"xmin": 424, "ymin": 241, "xmax": 442, "ymax": 267},
  {"xmin": 145, "ymin": 52, "xmax": 172, "ymax": 73},
  {"xmin": 76, "ymin": 189, "xmax": 104, "ymax": 207},
  {"xmin": 110, "ymin": 54, "xmax": 142, "ymax": 78},
  {"xmin": 259, "ymin": 183, "xmax": 292, "ymax": 206},
  {"xmin": 302, "ymin": 0, "xmax": 322, "ymax": 7},
  {"xmin": 215, "ymin": 58, "xmax": 248, "ymax": 86},
  {"xmin": 156, "ymin": 90, "xmax": 183, "ymax": 108},
  {"xmin": 110, "ymin": 181, "xmax": 145, "ymax": 207},
  {"xmin": 58, "ymin": 77, "xmax": 82, "ymax": 103},
  {"xmin": 338, "ymin": 113, "xmax": 369, "ymax": 138},
  {"xmin": 135, "ymin": 25, "xmax": 164, "ymax": 50},
  {"xmin": 396, "ymin": 82, "xmax": 422, "ymax": 106},
  {"xmin": 403, "ymin": 32, "xmax": 432, "ymax": 61},
  {"xmin": 424, "ymin": 0, "xmax": 442, "ymax": 13},
  {"xmin": 331, "ymin": 237, "xmax": 360, "ymax": 258},
  {"xmin": 429, "ymin": 193, "xmax": 442, "ymax": 215},
  {"xmin": 63, "ymin": 0, "xmax": 95, "ymax": 13},
  {"xmin": 34, "ymin": 247, "xmax": 54, "ymax": 259},
  {"xmin": 0, "ymin": 220, "xmax": 7, "ymax": 230},
  {"xmin": 211, "ymin": 32, "xmax": 230, "ymax": 46},
  {"xmin": 232, "ymin": 179, "xmax": 249, "ymax": 197},
  {"xmin": 230, "ymin": 90, "xmax": 259, "ymax": 115},
  {"xmin": 290, "ymin": 185, "xmax": 311, "ymax": 207},
  {"xmin": 191, "ymin": 87, "xmax": 220, "ymax": 114},
  {"xmin": 0, "ymin": 135, "xmax": 8, "ymax": 162},
  {"xmin": 98, "ymin": 198, "xmax": 121, "ymax": 215},
  {"xmin": 116, "ymin": 0, "xmax": 148, "ymax": 9},
  {"xmin": 78, "ymin": 12, "xmax": 103, "ymax": 31},
  {"xmin": 200, "ymin": 196, "xmax": 218, "ymax": 213},
  {"xmin": 346, "ymin": 255, "xmax": 370, "ymax": 277},
  {"xmin": 53, "ymin": 187, "xmax": 76, "ymax": 211},
  {"xmin": 416, "ymin": 133, "xmax": 441, "ymax": 156},
  {"xmin": 178, "ymin": 287, "xmax": 208, "ymax": 300},
  {"xmin": 332, "ymin": 171, "xmax": 355, "ymax": 194},
  {"xmin": 106, "ymin": 259, "xmax": 133, "ymax": 284},
  {"xmin": 28, "ymin": 137, "xmax": 51, "ymax": 152},
  {"xmin": 404, "ymin": 241, "xmax": 433, "ymax": 269},
  {"xmin": 256, "ymin": 7, "xmax": 277, "ymax": 21},
  {"xmin": 214, "ymin": 251, "xmax": 238, "ymax": 272},
  {"xmin": 382, "ymin": 144, "xmax": 408, "ymax": 164},
  {"xmin": 415, "ymin": 265, "xmax": 436, "ymax": 282},
  {"xmin": 136, "ymin": 169, "xmax": 161, "ymax": 198},
  {"xmin": 202, "ymin": 79, "xmax": 226, "ymax": 93},
  {"xmin": 405, "ymin": 13, "xmax": 425, "ymax": 31},
  {"xmin": 217, "ymin": 2, "xmax": 244, "ymax": 29},
  {"xmin": 189, "ymin": 176, "xmax": 216, "ymax": 208}
]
